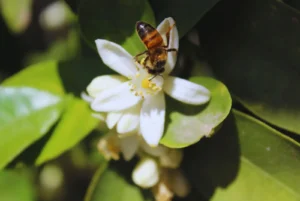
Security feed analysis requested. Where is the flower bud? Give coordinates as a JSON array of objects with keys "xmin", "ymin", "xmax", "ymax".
[
  {"xmin": 97, "ymin": 133, "xmax": 120, "ymax": 160},
  {"xmin": 159, "ymin": 149, "xmax": 183, "ymax": 169},
  {"xmin": 132, "ymin": 157, "xmax": 159, "ymax": 188}
]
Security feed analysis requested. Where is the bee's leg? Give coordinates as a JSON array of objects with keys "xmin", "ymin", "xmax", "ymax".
[
  {"xmin": 167, "ymin": 48, "xmax": 178, "ymax": 53},
  {"xmin": 163, "ymin": 24, "xmax": 178, "ymax": 55},
  {"xmin": 163, "ymin": 23, "xmax": 176, "ymax": 48},
  {"xmin": 134, "ymin": 50, "xmax": 148, "ymax": 62},
  {"xmin": 135, "ymin": 55, "xmax": 149, "ymax": 71},
  {"xmin": 148, "ymin": 74, "xmax": 157, "ymax": 81},
  {"xmin": 141, "ymin": 56, "xmax": 149, "ymax": 67}
]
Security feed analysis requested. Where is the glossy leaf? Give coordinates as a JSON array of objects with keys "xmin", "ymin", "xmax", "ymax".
[
  {"xmin": 2, "ymin": 59, "xmax": 113, "ymax": 96},
  {"xmin": 0, "ymin": 0, "xmax": 32, "ymax": 33},
  {"xmin": 85, "ymin": 168, "xmax": 144, "ymax": 201},
  {"xmin": 160, "ymin": 77, "xmax": 232, "ymax": 148},
  {"xmin": 0, "ymin": 87, "xmax": 64, "ymax": 169},
  {"xmin": 36, "ymin": 97, "xmax": 99, "ymax": 165},
  {"xmin": 0, "ymin": 170, "xmax": 35, "ymax": 201},
  {"xmin": 2, "ymin": 59, "xmax": 109, "ymax": 165},
  {"xmin": 183, "ymin": 110, "xmax": 300, "ymax": 200},
  {"xmin": 79, "ymin": 0, "xmax": 155, "ymax": 55},
  {"xmin": 2, "ymin": 60, "xmax": 65, "ymax": 95},
  {"xmin": 198, "ymin": 0, "xmax": 300, "ymax": 134},
  {"xmin": 150, "ymin": 0, "xmax": 222, "ymax": 38}
]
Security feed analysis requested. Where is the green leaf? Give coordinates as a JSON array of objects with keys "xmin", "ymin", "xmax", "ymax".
[
  {"xmin": 0, "ymin": 170, "xmax": 35, "ymax": 201},
  {"xmin": 2, "ymin": 59, "xmax": 113, "ymax": 96},
  {"xmin": 0, "ymin": 87, "xmax": 64, "ymax": 169},
  {"xmin": 85, "ymin": 168, "xmax": 145, "ymax": 201},
  {"xmin": 211, "ymin": 158, "xmax": 300, "ymax": 201},
  {"xmin": 198, "ymin": 0, "xmax": 300, "ymax": 134},
  {"xmin": 2, "ymin": 59, "xmax": 108, "ymax": 165},
  {"xmin": 183, "ymin": 110, "xmax": 300, "ymax": 200},
  {"xmin": 0, "ymin": 0, "xmax": 32, "ymax": 33},
  {"xmin": 2, "ymin": 60, "xmax": 65, "ymax": 96},
  {"xmin": 36, "ymin": 97, "xmax": 99, "ymax": 165},
  {"xmin": 79, "ymin": 0, "xmax": 156, "ymax": 55},
  {"xmin": 160, "ymin": 77, "xmax": 232, "ymax": 148},
  {"xmin": 150, "ymin": 0, "xmax": 222, "ymax": 38}
]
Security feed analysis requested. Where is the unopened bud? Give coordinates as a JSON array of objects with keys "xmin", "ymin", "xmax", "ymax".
[
  {"xmin": 159, "ymin": 149, "xmax": 183, "ymax": 169},
  {"xmin": 132, "ymin": 157, "xmax": 159, "ymax": 188},
  {"xmin": 97, "ymin": 133, "xmax": 120, "ymax": 160}
]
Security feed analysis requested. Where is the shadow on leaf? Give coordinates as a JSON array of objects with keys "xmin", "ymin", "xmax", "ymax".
[{"xmin": 181, "ymin": 112, "xmax": 240, "ymax": 199}]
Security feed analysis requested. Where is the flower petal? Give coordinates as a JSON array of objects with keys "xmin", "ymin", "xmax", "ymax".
[
  {"xmin": 117, "ymin": 104, "xmax": 140, "ymax": 134},
  {"xmin": 140, "ymin": 92, "xmax": 165, "ymax": 146},
  {"xmin": 120, "ymin": 135, "xmax": 139, "ymax": 161},
  {"xmin": 95, "ymin": 39, "xmax": 137, "ymax": 77},
  {"xmin": 140, "ymin": 140, "xmax": 167, "ymax": 157},
  {"xmin": 132, "ymin": 157, "xmax": 159, "ymax": 188},
  {"xmin": 91, "ymin": 81, "xmax": 141, "ymax": 112},
  {"xmin": 106, "ymin": 112, "xmax": 122, "ymax": 129},
  {"xmin": 81, "ymin": 92, "xmax": 94, "ymax": 103},
  {"xmin": 87, "ymin": 75, "xmax": 127, "ymax": 98},
  {"xmin": 164, "ymin": 76, "xmax": 210, "ymax": 105},
  {"xmin": 157, "ymin": 17, "xmax": 179, "ymax": 74},
  {"xmin": 91, "ymin": 113, "xmax": 106, "ymax": 121}
]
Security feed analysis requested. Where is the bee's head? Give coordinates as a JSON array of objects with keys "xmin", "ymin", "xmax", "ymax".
[{"xmin": 154, "ymin": 60, "xmax": 166, "ymax": 69}]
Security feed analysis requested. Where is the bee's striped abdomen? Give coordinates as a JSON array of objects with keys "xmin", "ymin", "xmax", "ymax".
[{"xmin": 136, "ymin": 21, "xmax": 164, "ymax": 49}]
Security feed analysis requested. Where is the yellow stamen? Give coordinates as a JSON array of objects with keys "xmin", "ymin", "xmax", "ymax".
[
  {"xmin": 142, "ymin": 78, "xmax": 151, "ymax": 89},
  {"xmin": 152, "ymin": 86, "xmax": 158, "ymax": 90}
]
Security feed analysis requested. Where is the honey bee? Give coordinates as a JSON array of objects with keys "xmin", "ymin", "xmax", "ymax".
[{"xmin": 134, "ymin": 21, "xmax": 178, "ymax": 79}]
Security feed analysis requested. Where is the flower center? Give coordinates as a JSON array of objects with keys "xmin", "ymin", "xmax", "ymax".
[{"xmin": 129, "ymin": 69, "xmax": 164, "ymax": 98}]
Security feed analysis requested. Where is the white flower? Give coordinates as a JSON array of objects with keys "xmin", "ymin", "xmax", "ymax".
[
  {"xmin": 132, "ymin": 157, "xmax": 160, "ymax": 188},
  {"xmin": 86, "ymin": 17, "xmax": 210, "ymax": 146}
]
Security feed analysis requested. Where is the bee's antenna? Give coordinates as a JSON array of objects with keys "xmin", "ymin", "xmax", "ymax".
[{"xmin": 148, "ymin": 74, "xmax": 164, "ymax": 81}]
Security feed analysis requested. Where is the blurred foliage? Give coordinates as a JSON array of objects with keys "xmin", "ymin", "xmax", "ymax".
[
  {"xmin": 0, "ymin": 0, "xmax": 32, "ymax": 34},
  {"xmin": 0, "ymin": 0, "xmax": 300, "ymax": 200},
  {"xmin": 0, "ymin": 169, "xmax": 36, "ymax": 201}
]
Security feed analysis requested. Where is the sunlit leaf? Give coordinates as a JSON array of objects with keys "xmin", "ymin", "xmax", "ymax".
[
  {"xmin": 79, "ymin": 0, "xmax": 156, "ymax": 55},
  {"xmin": 0, "ymin": 170, "xmax": 35, "ymax": 201},
  {"xmin": 160, "ymin": 77, "xmax": 232, "ymax": 148},
  {"xmin": 2, "ymin": 59, "xmax": 112, "ymax": 96},
  {"xmin": 36, "ymin": 97, "xmax": 99, "ymax": 165},
  {"xmin": 183, "ymin": 110, "xmax": 300, "ymax": 200},
  {"xmin": 0, "ymin": 87, "xmax": 64, "ymax": 169},
  {"xmin": 2, "ymin": 60, "xmax": 65, "ymax": 95},
  {"xmin": 198, "ymin": 0, "xmax": 300, "ymax": 134},
  {"xmin": 2, "ymin": 59, "xmax": 110, "ymax": 165}
]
